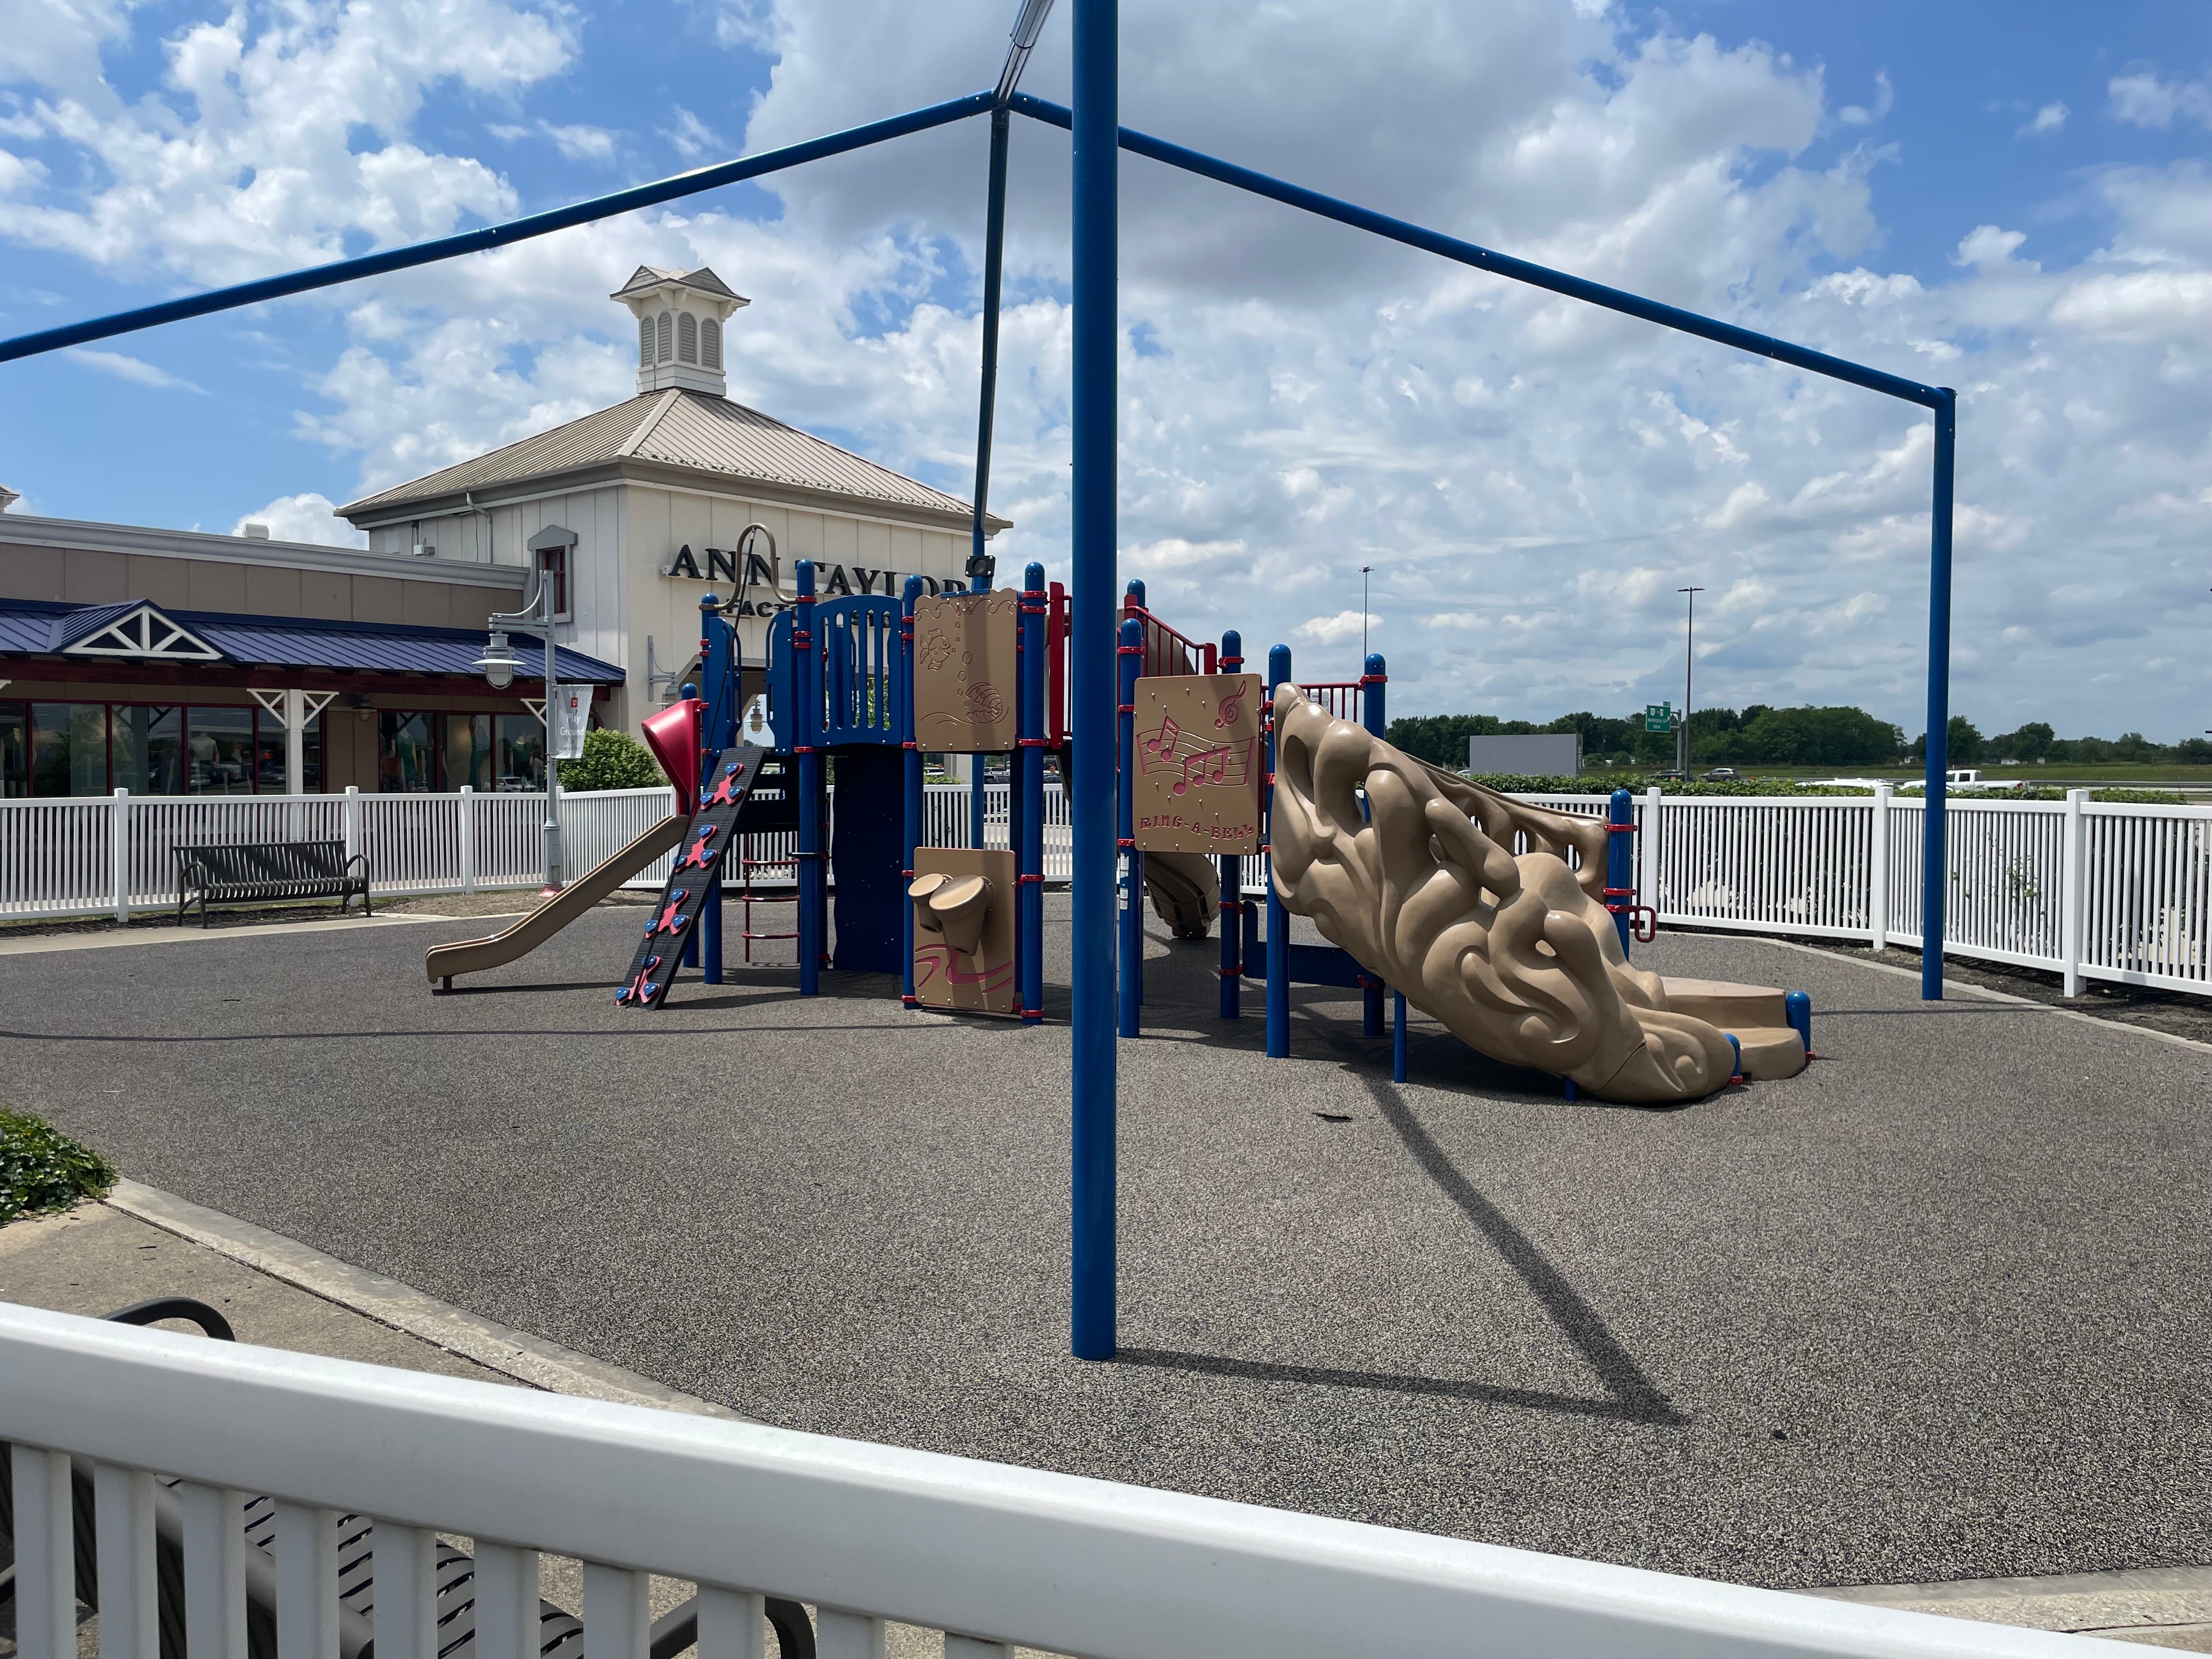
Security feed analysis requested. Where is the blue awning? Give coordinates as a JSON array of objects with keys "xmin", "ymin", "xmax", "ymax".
[{"xmin": 0, "ymin": 597, "xmax": 625, "ymax": 684}]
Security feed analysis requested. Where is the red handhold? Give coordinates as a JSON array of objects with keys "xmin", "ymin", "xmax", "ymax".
[
  {"xmin": 706, "ymin": 761, "xmax": 749, "ymax": 808},
  {"xmin": 616, "ymin": 954, "xmax": 664, "ymax": 1006},
  {"xmin": 676, "ymin": 823, "xmax": 719, "ymax": 871}
]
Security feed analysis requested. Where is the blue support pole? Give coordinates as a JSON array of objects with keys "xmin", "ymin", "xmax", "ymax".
[
  {"xmin": 1069, "ymin": 0, "xmax": 1119, "ymax": 1363},
  {"xmin": 970, "ymin": 759, "xmax": 988, "ymax": 849},
  {"xmin": 1606, "ymin": 787, "xmax": 1636, "ymax": 956},
  {"xmin": 1361, "ymin": 652, "xmax": 1387, "ymax": 1037},
  {"xmin": 1921, "ymin": 389, "xmax": 1957, "ymax": 1002},
  {"xmin": 1265, "ymin": 642, "xmax": 1291, "ymax": 1059},
  {"xmin": 795, "ymin": 561, "xmax": 822, "ymax": 998},
  {"xmin": 1118, "ymin": 614, "xmax": 1143, "ymax": 1038},
  {"xmin": 969, "ymin": 105, "xmax": 1012, "ymax": 591},
  {"xmin": 1020, "ymin": 562, "xmax": 1047, "ymax": 1026},
  {"xmin": 1392, "ymin": 992, "xmax": 1407, "ymax": 1083},
  {"xmin": 900, "ymin": 575, "xmax": 923, "ymax": 1009},
  {"xmin": 2, "ymin": 94, "xmax": 998, "ymax": 366},
  {"xmin": 1218, "ymin": 628, "xmax": 1243, "ymax": 1020}
]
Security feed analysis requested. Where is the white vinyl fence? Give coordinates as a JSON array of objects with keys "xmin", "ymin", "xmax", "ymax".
[
  {"xmin": 0, "ymin": 783, "xmax": 1068, "ymax": 921},
  {"xmin": 1505, "ymin": 786, "xmax": 2212, "ymax": 999},
  {"xmin": 1, "ymin": 1302, "xmax": 2102, "ymax": 1659},
  {"xmin": 2, "ymin": 780, "xmax": 2203, "ymax": 998}
]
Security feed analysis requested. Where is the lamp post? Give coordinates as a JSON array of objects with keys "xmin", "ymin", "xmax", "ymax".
[
  {"xmin": 1361, "ymin": 565, "xmax": 1372, "ymax": 661},
  {"xmin": 1677, "ymin": 585, "xmax": 1703, "ymax": 775},
  {"xmin": 476, "ymin": 574, "xmax": 565, "ymax": 891}
]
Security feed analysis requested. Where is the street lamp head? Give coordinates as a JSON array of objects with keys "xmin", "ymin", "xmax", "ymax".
[{"xmin": 475, "ymin": 630, "xmax": 517, "ymax": 690}]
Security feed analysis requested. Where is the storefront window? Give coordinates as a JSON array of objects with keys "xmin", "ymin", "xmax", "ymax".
[
  {"xmin": 495, "ymin": 712, "xmax": 545, "ymax": 791},
  {"xmin": 188, "ymin": 706, "xmax": 254, "ymax": 795},
  {"xmin": 443, "ymin": 713, "xmax": 494, "ymax": 792},
  {"xmin": 0, "ymin": 705, "xmax": 26, "ymax": 799},
  {"xmin": 113, "ymin": 706, "xmax": 184, "ymax": 795},
  {"xmin": 379, "ymin": 710, "xmax": 438, "ymax": 792},
  {"xmin": 32, "ymin": 704, "xmax": 108, "ymax": 797}
]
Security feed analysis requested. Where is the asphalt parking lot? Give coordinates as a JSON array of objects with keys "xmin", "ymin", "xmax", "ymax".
[{"xmin": 1, "ymin": 896, "xmax": 2205, "ymax": 1592}]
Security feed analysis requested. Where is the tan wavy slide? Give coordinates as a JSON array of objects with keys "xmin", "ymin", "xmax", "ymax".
[
  {"xmin": 425, "ymin": 812, "xmax": 687, "ymax": 990},
  {"xmin": 1268, "ymin": 685, "xmax": 1807, "ymax": 1102},
  {"xmin": 1143, "ymin": 850, "xmax": 1221, "ymax": 940}
]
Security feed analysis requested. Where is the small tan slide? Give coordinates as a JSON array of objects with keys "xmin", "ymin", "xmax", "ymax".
[
  {"xmin": 425, "ymin": 812, "xmax": 688, "ymax": 990},
  {"xmin": 1143, "ymin": 849, "xmax": 1221, "ymax": 940}
]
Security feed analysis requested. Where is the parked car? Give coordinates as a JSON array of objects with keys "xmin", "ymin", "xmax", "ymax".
[{"xmin": 1701, "ymin": 768, "xmax": 1739, "ymax": 781}]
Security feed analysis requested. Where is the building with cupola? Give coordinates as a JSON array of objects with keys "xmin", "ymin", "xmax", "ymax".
[{"xmin": 0, "ymin": 264, "xmax": 1003, "ymax": 799}]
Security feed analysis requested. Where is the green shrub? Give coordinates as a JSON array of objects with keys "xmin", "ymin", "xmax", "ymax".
[
  {"xmin": 1, "ymin": 1107, "xmax": 116, "ymax": 1224},
  {"xmin": 558, "ymin": 729, "xmax": 667, "ymax": 793}
]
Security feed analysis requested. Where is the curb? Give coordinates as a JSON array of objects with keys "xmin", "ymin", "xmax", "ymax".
[{"xmin": 104, "ymin": 1179, "xmax": 740, "ymax": 1419}]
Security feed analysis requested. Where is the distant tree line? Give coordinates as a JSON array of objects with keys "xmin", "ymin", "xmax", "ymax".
[{"xmin": 1385, "ymin": 708, "xmax": 2212, "ymax": 770}]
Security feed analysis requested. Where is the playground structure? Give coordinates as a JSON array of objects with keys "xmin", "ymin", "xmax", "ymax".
[
  {"xmin": 447, "ymin": 548, "xmax": 1804, "ymax": 1111},
  {"xmin": 4, "ymin": 0, "xmax": 1957, "ymax": 1365}
]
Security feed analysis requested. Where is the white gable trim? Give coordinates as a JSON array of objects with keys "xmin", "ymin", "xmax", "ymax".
[{"xmin": 64, "ymin": 605, "xmax": 224, "ymax": 662}]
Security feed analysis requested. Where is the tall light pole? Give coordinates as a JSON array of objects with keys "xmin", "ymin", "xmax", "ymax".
[
  {"xmin": 1677, "ymin": 585, "xmax": 1703, "ymax": 774},
  {"xmin": 476, "ymin": 570, "xmax": 566, "ymax": 891},
  {"xmin": 1361, "ymin": 565, "xmax": 1372, "ymax": 660}
]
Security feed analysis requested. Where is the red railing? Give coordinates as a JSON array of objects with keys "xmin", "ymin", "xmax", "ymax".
[
  {"xmin": 1043, "ymin": 587, "xmax": 1226, "ymax": 750},
  {"xmin": 1122, "ymin": 600, "xmax": 1217, "ymax": 679}
]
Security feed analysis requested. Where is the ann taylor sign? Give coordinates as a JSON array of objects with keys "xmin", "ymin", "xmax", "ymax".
[{"xmin": 661, "ymin": 543, "xmax": 968, "ymax": 613}]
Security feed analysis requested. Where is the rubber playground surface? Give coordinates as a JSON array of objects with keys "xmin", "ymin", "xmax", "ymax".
[{"xmin": 2, "ymin": 898, "xmax": 2206, "ymax": 1592}]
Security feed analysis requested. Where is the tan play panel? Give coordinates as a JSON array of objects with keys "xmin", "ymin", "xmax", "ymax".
[
  {"xmin": 1131, "ymin": 673, "xmax": 1265, "ymax": 855},
  {"xmin": 913, "ymin": 589, "xmax": 1019, "ymax": 753},
  {"xmin": 910, "ymin": 846, "xmax": 1018, "ymax": 1015}
]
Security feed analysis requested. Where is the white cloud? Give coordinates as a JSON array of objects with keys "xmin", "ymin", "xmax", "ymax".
[
  {"xmin": 1837, "ymin": 70, "xmax": 1893, "ymax": 127},
  {"xmin": 231, "ymin": 493, "xmax": 366, "ymax": 547},
  {"xmin": 2108, "ymin": 71, "xmax": 2212, "ymax": 130},
  {"xmin": 1296, "ymin": 611, "xmax": 1380, "ymax": 645},
  {"xmin": 0, "ymin": 0, "xmax": 567, "ymax": 285},
  {"xmin": 1953, "ymin": 225, "xmax": 2028, "ymax": 270},
  {"xmin": 7, "ymin": 0, "xmax": 2212, "ymax": 738},
  {"xmin": 2017, "ymin": 101, "xmax": 2068, "ymax": 138},
  {"xmin": 660, "ymin": 107, "xmax": 725, "ymax": 161},
  {"xmin": 64, "ymin": 348, "xmax": 204, "ymax": 392},
  {"xmin": 490, "ymin": 120, "xmax": 620, "ymax": 162}
]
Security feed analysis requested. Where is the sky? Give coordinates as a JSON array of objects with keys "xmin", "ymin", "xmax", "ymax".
[{"xmin": 0, "ymin": 0, "xmax": 2207, "ymax": 739}]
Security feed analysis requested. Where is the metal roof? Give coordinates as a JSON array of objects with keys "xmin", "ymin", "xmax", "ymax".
[
  {"xmin": 0, "ymin": 598, "xmax": 625, "ymax": 684},
  {"xmin": 337, "ymin": 390, "xmax": 1008, "ymax": 528},
  {"xmin": 609, "ymin": 264, "xmax": 742, "ymax": 302}
]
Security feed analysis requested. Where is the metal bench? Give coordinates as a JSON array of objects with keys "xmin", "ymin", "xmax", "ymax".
[{"xmin": 176, "ymin": 840, "xmax": 370, "ymax": 927}]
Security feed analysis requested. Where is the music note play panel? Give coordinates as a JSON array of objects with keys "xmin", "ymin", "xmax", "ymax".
[{"xmin": 1132, "ymin": 673, "xmax": 1265, "ymax": 856}]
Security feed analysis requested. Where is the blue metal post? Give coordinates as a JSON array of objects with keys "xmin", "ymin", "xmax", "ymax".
[
  {"xmin": 1606, "ymin": 787, "xmax": 1636, "ymax": 956},
  {"xmin": 1392, "ymin": 993, "xmax": 1407, "ymax": 1082},
  {"xmin": 1019, "ymin": 562, "xmax": 1046, "ymax": 1025},
  {"xmin": 699, "ymin": 598, "xmax": 738, "ymax": 984},
  {"xmin": 900, "ymin": 575, "xmax": 922, "ymax": 1008},
  {"xmin": 1118, "ymin": 614, "xmax": 1143, "ymax": 1038},
  {"xmin": 1218, "ymin": 628, "xmax": 1243, "ymax": 1020},
  {"xmin": 1265, "ymin": 642, "xmax": 1291, "ymax": 1059},
  {"xmin": 1786, "ymin": 990, "xmax": 1813, "ymax": 1057},
  {"xmin": 971, "ymin": 758, "xmax": 988, "ymax": 850},
  {"xmin": 795, "ymin": 560, "xmax": 822, "ymax": 998},
  {"xmin": 1361, "ymin": 652, "xmax": 1387, "ymax": 1036},
  {"xmin": 1069, "ymin": 0, "xmax": 1119, "ymax": 1363},
  {"xmin": 1921, "ymin": 390, "xmax": 1957, "ymax": 1002}
]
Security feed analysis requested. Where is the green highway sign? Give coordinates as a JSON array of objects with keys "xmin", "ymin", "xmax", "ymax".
[{"xmin": 1644, "ymin": 703, "xmax": 1673, "ymax": 733}]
